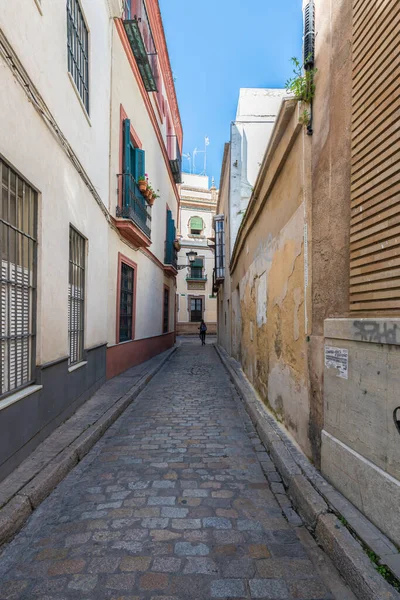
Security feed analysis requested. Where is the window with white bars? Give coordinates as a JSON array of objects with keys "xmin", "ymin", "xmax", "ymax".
[
  {"xmin": 1, "ymin": 159, "xmax": 37, "ymax": 397},
  {"xmin": 67, "ymin": 0, "xmax": 89, "ymax": 113},
  {"xmin": 68, "ymin": 227, "xmax": 85, "ymax": 365}
]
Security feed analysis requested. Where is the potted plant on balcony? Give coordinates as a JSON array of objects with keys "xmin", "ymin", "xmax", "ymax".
[
  {"xmin": 138, "ymin": 175, "xmax": 148, "ymax": 193},
  {"xmin": 146, "ymin": 185, "xmax": 154, "ymax": 204},
  {"xmin": 173, "ymin": 239, "xmax": 181, "ymax": 251}
]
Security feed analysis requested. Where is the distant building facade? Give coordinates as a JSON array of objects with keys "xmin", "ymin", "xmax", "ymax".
[{"xmin": 176, "ymin": 174, "xmax": 218, "ymax": 335}]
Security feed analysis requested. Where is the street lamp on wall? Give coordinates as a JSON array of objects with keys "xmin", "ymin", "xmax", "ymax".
[{"xmin": 176, "ymin": 251, "xmax": 198, "ymax": 270}]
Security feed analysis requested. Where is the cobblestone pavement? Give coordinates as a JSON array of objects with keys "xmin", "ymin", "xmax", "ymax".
[{"xmin": 0, "ymin": 342, "xmax": 353, "ymax": 600}]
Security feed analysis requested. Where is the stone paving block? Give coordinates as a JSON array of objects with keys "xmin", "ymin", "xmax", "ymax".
[
  {"xmin": 141, "ymin": 518, "xmax": 169, "ymax": 529},
  {"xmin": 120, "ymin": 556, "xmax": 152, "ymax": 572},
  {"xmin": 152, "ymin": 557, "xmax": 181, "ymax": 572},
  {"xmin": 161, "ymin": 507, "xmax": 188, "ymax": 518},
  {"xmin": 203, "ymin": 517, "xmax": 232, "ymax": 529},
  {"xmin": 105, "ymin": 573, "xmax": 136, "ymax": 590},
  {"xmin": 183, "ymin": 556, "xmax": 218, "ymax": 575},
  {"xmin": 67, "ymin": 574, "xmax": 98, "ymax": 592},
  {"xmin": 174, "ymin": 541, "xmax": 210, "ymax": 556},
  {"xmin": 171, "ymin": 518, "xmax": 201, "ymax": 530},
  {"xmin": 210, "ymin": 578, "xmax": 246, "ymax": 598},
  {"xmin": 288, "ymin": 578, "xmax": 331, "ymax": 599},
  {"xmin": 140, "ymin": 572, "xmax": 169, "ymax": 591},
  {"xmin": 88, "ymin": 556, "xmax": 121, "ymax": 573},
  {"xmin": 48, "ymin": 559, "xmax": 86, "ymax": 576},
  {"xmin": 148, "ymin": 496, "xmax": 176, "ymax": 506},
  {"xmin": 249, "ymin": 578, "xmax": 290, "ymax": 598}
]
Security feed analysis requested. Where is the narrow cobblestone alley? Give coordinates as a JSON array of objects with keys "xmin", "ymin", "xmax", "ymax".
[{"xmin": 0, "ymin": 341, "xmax": 353, "ymax": 600}]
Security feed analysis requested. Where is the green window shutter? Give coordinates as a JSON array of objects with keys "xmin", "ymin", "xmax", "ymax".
[
  {"xmin": 133, "ymin": 148, "xmax": 145, "ymax": 181},
  {"xmin": 166, "ymin": 210, "xmax": 173, "ymax": 241},
  {"xmin": 123, "ymin": 119, "xmax": 131, "ymax": 175},
  {"xmin": 192, "ymin": 258, "xmax": 203, "ymax": 268},
  {"xmin": 190, "ymin": 216, "xmax": 203, "ymax": 231}
]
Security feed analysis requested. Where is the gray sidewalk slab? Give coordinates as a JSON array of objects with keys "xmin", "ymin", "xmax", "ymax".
[{"xmin": 0, "ymin": 342, "xmax": 353, "ymax": 599}]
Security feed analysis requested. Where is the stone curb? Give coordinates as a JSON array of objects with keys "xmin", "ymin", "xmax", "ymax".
[
  {"xmin": 215, "ymin": 344, "xmax": 400, "ymax": 600},
  {"xmin": 0, "ymin": 346, "xmax": 177, "ymax": 548}
]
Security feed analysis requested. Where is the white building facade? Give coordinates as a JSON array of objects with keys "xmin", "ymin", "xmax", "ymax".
[
  {"xmin": 215, "ymin": 88, "xmax": 285, "ymax": 352},
  {"xmin": 176, "ymin": 174, "xmax": 218, "ymax": 335},
  {"xmin": 0, "ymin": 0, "xmax": 182, "ymax": 480}
]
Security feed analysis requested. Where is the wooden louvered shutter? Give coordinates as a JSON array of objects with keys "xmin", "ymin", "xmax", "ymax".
[
  {"xmin": 190, "ymin": 216, "xmax": 203, "ymax": 232},
  {"xmin": 1, "ymin": 261, "xmax": 7, "ymax": 394},
  {"xmin": 303, "ymin": 1, "xmax": 315, "ymax": 68},
  {"xmin": 349, "ymin": 0, "xmax": 400, "ymax": 312},
  {"xmin": 123, "ymin": 119, "xmax": 131, "ymax": 175},
  {"xmin": 133, "ymin": 148, "xmax": 145, "ymax": 181},
  {"xmin": 123, "ymin": 119, "xmax": 131, "ymax": 209},
  {"xmin": 1, "ymin": 261, "xmax": 29, "ymax": 394}
]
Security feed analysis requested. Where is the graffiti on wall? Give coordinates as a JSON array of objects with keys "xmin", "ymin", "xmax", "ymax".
[{"xmin": 353, "ymin": 321, "xmax": 398, "ymax": 345}]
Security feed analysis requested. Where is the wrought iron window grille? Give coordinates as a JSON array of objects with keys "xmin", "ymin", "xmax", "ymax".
[
  {"xmin": 119, "ymin": 262, "xmax": 134, "ymax": 342},
  {"xmin": 67, "ymin": 0, "xmax": 89, "ymax": 113},
  {"xmin": 68, "ymin": 226, "xmax": 85, "ymax": 365},
  {"xmin": 0, "ymin": 159, "xmax": 37, "ymax": 398}
]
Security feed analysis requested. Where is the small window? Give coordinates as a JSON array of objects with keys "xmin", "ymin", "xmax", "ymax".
[
  {"xmin": 68, "ymin": 227, "xmax": 85, "ymax": 365},
  {"xmin": 119, "ymin": 262, "xmax": 134, "ymax": 342},
  {"xmin": 67, "ymin": 0, "xmax": 89, "ymax": 113},
  {"xmin": 163, "ymin": 287, "xmax": 169, "ymax": 333},
  {"xmin": 189, "ymin": 216, "xmax": 203, "ymax": 236}
]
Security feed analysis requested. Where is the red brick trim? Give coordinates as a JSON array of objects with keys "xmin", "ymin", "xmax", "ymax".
[{"xmin": 107, "ymin": 331, "xmax": 175, "ymax": 379}]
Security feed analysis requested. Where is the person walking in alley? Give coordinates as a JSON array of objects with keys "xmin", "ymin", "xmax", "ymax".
[{"xmin": 199, "ymin": 319, "xmax": 207, "ymax": 345}]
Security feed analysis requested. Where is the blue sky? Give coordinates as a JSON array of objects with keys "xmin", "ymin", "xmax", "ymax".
[{"xmin": 159, "ymin": 0, "xmax": 303, "ymax": 186}]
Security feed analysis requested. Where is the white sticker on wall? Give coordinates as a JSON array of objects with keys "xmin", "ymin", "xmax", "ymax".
[{"xmin": 324, "ymin": 346, "xmax": 349, "ymax": 380}]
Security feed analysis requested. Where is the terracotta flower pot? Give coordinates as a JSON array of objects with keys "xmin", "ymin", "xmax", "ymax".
[
  {"xmin": 138, "ymin": 181, "xmax": 147, "ymax": 193},
  {"xmin": 173, "ymin": 241, "xmax": 181, "ymax": 251},
  {"xmin": 147, "ymin": 195, "xmax": 155, "ymax": 207}
]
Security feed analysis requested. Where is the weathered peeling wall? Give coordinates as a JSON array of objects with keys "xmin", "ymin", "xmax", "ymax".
[{"xmin": 231, "ymin": 104, "xmax": 312, "ymax": 456}]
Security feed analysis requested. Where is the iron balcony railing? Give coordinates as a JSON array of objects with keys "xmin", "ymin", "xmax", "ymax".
[
  {"xmin": 164, "ymin": 240, "xmax": 178, "ymax": 270},
  {"xmin": 123, "ymin": 0, "xmax": 158, "ymax": 92},
  {"xmin": 117, "ymin": 173, "xmax": 151, "ymax": 238},
  {"xmin": 167, "ymin": 135, "xmax": 182, "ymax": 184},
  {"xmin": 186, "ymin": 271, "xmax": 208, "ymax": 281}
]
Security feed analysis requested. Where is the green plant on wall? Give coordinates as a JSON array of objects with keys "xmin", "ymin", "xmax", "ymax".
[{"xmin": 285, "ymin": 56, "xmax": 317, "ymax": 128}]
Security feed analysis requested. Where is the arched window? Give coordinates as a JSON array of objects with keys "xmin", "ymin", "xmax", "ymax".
[{"xmin": 189, "ymin": 216, "xmax": 204, "ymax": 235}]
